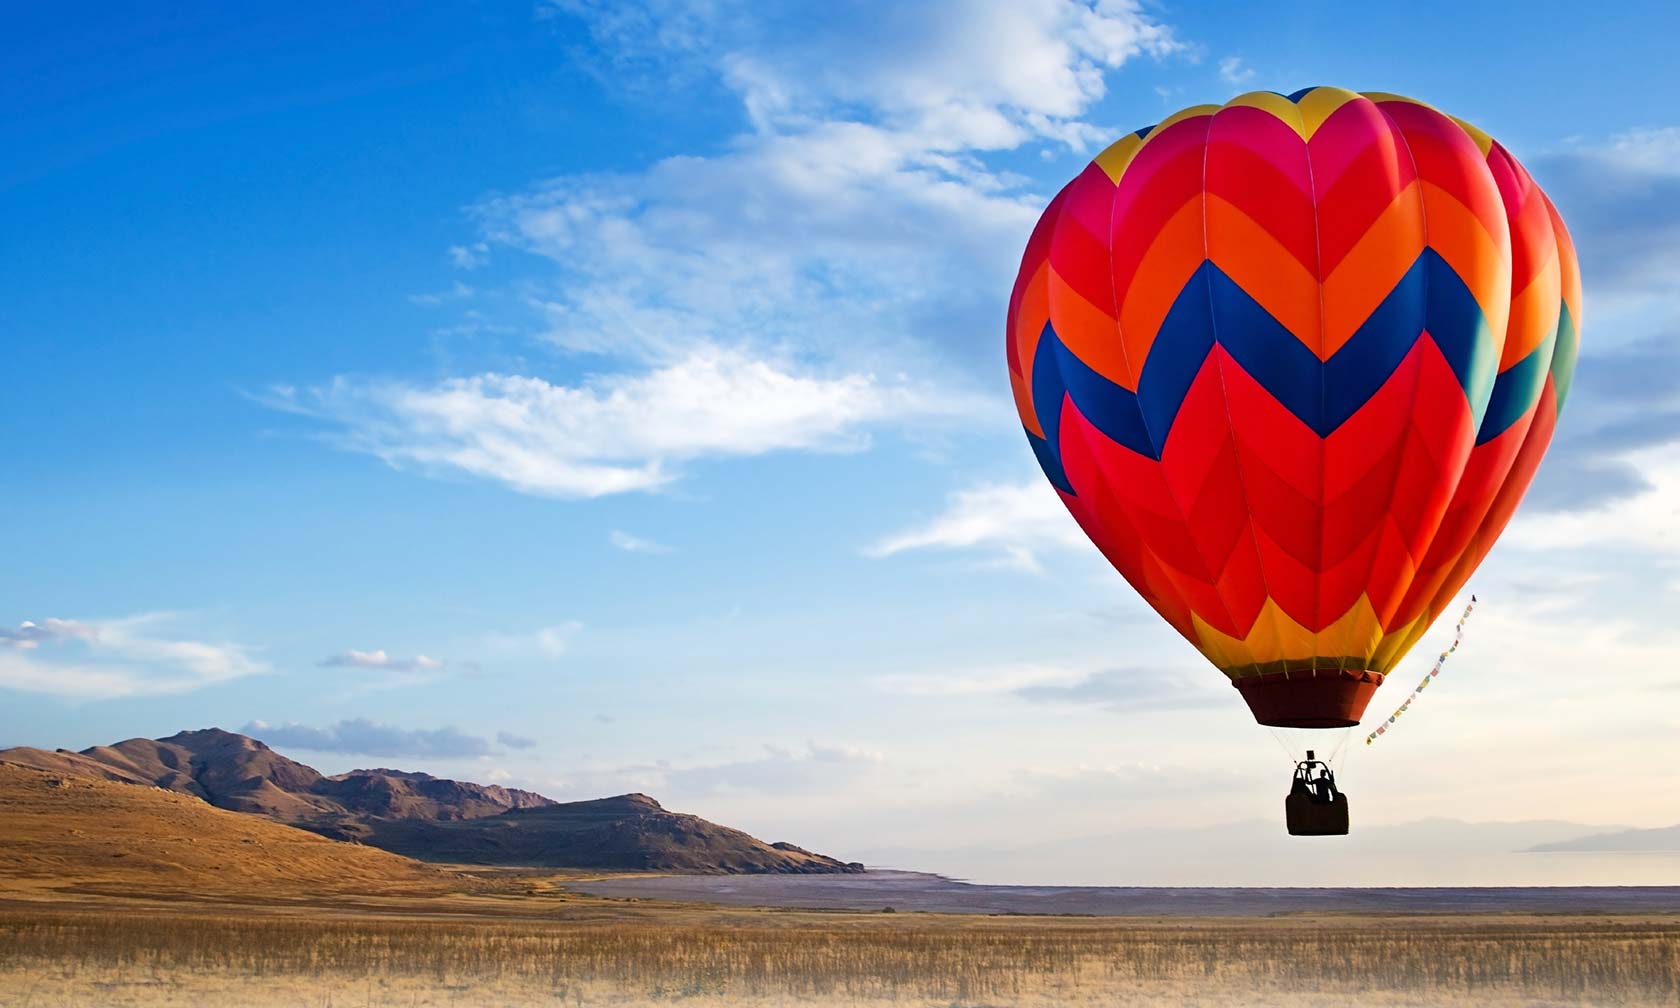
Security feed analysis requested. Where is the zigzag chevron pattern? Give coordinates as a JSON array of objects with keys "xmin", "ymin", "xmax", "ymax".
[{"xmin": 1006, "ymin": 88, "xmax": 1581, "ymax": 682}]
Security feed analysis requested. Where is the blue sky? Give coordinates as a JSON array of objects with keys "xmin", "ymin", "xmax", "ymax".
[{"xmin": 5, "ymin": 1, "xmax": 1679, "ymax": 885}]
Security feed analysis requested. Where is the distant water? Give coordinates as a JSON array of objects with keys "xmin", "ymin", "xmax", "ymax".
[
  {"xmin": 573, "ymin": 870, "xmax": 1680, "ymax": 916},
  {"xmin": 846, "ymin": 827, "xmax": 1680, "ymax": 889},
  {"xmin": 891, "ymin": 851, "xmax": 1680, "ymax": 890}
]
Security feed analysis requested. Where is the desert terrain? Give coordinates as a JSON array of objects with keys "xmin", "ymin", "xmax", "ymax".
[
  {"xmin": 0, "ymin": 729, "xmax": 861, "ymax": 873},
  {"xmin": 2, "ymin": 761, "xmax": 1678, "ymax": 1007}
]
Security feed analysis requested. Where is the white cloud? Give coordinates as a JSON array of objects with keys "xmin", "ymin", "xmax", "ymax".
[
  {"xmin": 0, "ymin": 618, "xmax": 98, "ymax": 650},
  {"xmin": 1595, "ymin": 127, "xmax": 1680, "ymax": 175},
  {"xmin": 497, "ymin": 730, "xmax": 539, "ymax": 750},
  {"xmin": 664, "ymin": 742, "xmax": 886, "ymax": 795},
  {"xmin": 242, "ymin": 718, "xmax": 494, "ymax": 759},
  {"xmin": 485, "ymin": 621, "xmax": 583, "ymax": 659},
  {"xmin": 1217, "ymin": 56, "xmax": 1254, "ymax": 85},
  {"xmin": 609, "ymin": 529, "xmax": 672, "ymax": 554},
  {"xmin": 865, "ymin": 480, "xmax": 1085, "ymax": 570},
  {"xmin": 1507, "ymin": 445, "xmax": 1680, "ymax": 564},
  {"xmin": 314, "ymin": 648, "xmax": 460, "ymax": 693},
  {"xmin": 1466, "ymin": 588, "xmax": 1680, "ymax": 683},
  {"xmin": 1534, "ymin": 128, "xmax": 1680, "ymax": 330},
  {"xmin": 269, "ymin": 2, "xmax": 1179, "ymax": 500},
  {"xmin": 0, "ymin": 614, "xmax": 264, "ymax": 699},
  {"xmin": 407, "ymin": 281, "xmax": 475, "ymax": 307},
  {"xmin": 478, "ymin": 126, "xmax": 1040, "ymax": 367},
  {"xmin": 871, "ymin": 663, "xmax": 1078, "ymax": 697},
  {"xmin": 1012, "ymin": 759, "xmax": 1249, "ymax": 801},
  {"xmin": 1015, "ymin": 666, "xmax": 1225, "ymax": 711},
  {"xmin": 870, "ymin": 660, "xmax": 1222, "ymax": 711},
  {"xmin": 528, "ymin": 624, "xmax": 578, "ymax": 658},
  {"xmin": 549, "ymin": 741, "xmax": 886, "ymax": 800},
  {"xmin": 267, "ymin": 349, "xmax": 968, "ymax": 498},
  {"xmin": 487, "ymin": 0, "xmax": 1169, "ymax": 369},
  {"xmin": 448, "ymin": 242, "xmax": 489, "ymax": 269},
  {"xmin": 497, "ymin": 0, "xmax": 1182, "ymax": 374},
  {"xmin": 556, "ymin": 1, "xmax": 1178, "ymax": 149},
  {"xmin": 478, "ymin": 1, "xmax": 1179, "ymax": 372},
  {"xmin": 1524, "ymin": 338, "xmax": 1680, "ymax": 512},
  {"xmin": 710, "ymin": 1, "xmax": 1178, "ymax": 151},
  {"xmin": 320, "ymin": 649, "xmax": 444, "ymax": 672}
]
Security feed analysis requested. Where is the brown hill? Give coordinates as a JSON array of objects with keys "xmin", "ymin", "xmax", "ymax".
[
  {"xmin": 0, "ymin": 763, "xmax": 474, "ymax": 900},
  {"xmin": 361, "ymin": 793, "xmax": 864, "ymax": 872},
  {"xmin": 0, "ymin": 729, "xmax": 553, "ymax": 826},
  {"xmin": 315, "ymin": 768, "xmax": 555, "ymax": 824},
  {"xmin": 1, "ymin": 729, "xmax": 861, "ymax": 874}
]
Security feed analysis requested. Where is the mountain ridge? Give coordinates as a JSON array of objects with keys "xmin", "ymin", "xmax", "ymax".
[
  {"xmin": 0, "ymin": 728, "xmax": 863, "ymax": 874},
  {"xmin": 1527, "ymin": 824, "xmax": 1680, "ymax": 853}
]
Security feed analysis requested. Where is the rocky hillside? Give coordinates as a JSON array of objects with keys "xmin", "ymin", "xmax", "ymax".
[
  {"xmin": 362, "ymin": 792, "xmax": 863, "ymax": 872},
  {"xmin": 0, "ymin": 729, "xmax": 861, "ymax": 874},
  {"xmin": 0, "ymin": 729, "xmax": 553, "ymax": 822}
]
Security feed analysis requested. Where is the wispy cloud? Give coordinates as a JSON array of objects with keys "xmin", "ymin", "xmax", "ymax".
[
  {"xmin": 0, "ymin": 614, "xmax": 264, "ymax": 699},
  {"xmin": 484, "ymin": 621, "xmax": 583, "ymax": 659},
  {"xmin": 552, "ymin": 1, "xmax": 1178, "ymax": 153},
  {"xmin": 497, "ymin": 730, "xmax": 539, "ymax": 750},
  {"xmin": 320, "ymin": 649, "xmax": 444, "ymax": 672},
  {"xmin": 1012, "ymin": 760, "xmax": 1250, "ymax": 801},
  {"xmin": 1515, "ymin": 129, "xmax": 1680, "ymax": 523},
  {"xmin": 871, "ymin": 662, "xmax": 1223, "ymax": 713},
  {"xmin": 241, "ymin": 718, "xmax": 495, "ymax": 759},
  {"xmin": 0, "ymin": 618, "xmax": 99, "ymax": 649},
  {"xmin": 1014, "ymin": 666, "xmax": 1226, "ymax": 712},
  {"xmin": 865, "ymin": 480, "xmax": 1085, "ymax": 570},
  {"xmin": 490, "ymin": 2, "xmax": 1176, "ymax": 371},
  {"xmin": 267, "ymin": 2, "xmax": 1180, "ymax": 500},
  {"xmin": 549, "ymin": 742, "xmax": 885, "ymax": 799},
  {"xmin": 1217, "ymin": 56, "xmax": 1254, "ymax": 84},
  {"xmin": 609, "ymin": 529, "xmax": 672, "ymax": 554},
  {"xmin": 448, "ymin": 242, "xmax": 488, "ymax": 269},
  {"xmin": 1533, "ymin": 128, "xmax": 1680, "ymax": 336},
  {"xmin": 406, "ymin": 281, "xmax": 475, "ymax": 307},
  {"xmin": 315, "ymin": 648, "xmax": 463, "ymax": 693},
  {"xmin": 871, "ymin": 663, "xmax": 1078, "ymax": 697},
  {"xmin": 266, "ymin": 350, "xmax": 966, "ymax": 498},
  {"xmin": 1522, "ymin": 336, "xmax": 1680, "ymax": 514},
  {"xmin": 662, "ymin": 743, "xmax": 885, "ymax": 795},
  {"xmin": 1507, "ymin": 444, "xmax": 1680, "ymax": 563}
]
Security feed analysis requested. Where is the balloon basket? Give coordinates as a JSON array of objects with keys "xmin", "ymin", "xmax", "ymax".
[{"xmin": 1286, "ymin": 791, "xmax": 1350, "ymax": 836}]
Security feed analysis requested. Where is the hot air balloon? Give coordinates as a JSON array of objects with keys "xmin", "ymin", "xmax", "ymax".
[{"xmin": 1005, "ymin": 88, "xmax": 1579, "ymax": 832}]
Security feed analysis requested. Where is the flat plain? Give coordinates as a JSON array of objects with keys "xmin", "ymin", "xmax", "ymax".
[
  {"xmin": 5, "ymin": 896, "xmax": 1680, "ymax": 1007},
  {"xmin": 3, "ymin": 764, "xmax": 1678, "ymax": 1006}
]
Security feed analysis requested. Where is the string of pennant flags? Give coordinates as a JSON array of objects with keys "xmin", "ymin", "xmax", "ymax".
[{"xmin": 1366, "ymin": 595, "xmax": 1477, "ymax": 746}]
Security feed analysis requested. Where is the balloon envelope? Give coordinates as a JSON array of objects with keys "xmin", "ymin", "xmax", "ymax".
[{"xmin": 1005, "ymin": 88, "xmax": 1579, "ymax": 728}]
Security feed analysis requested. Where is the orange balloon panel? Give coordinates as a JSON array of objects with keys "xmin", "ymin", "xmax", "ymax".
[{"xmin": 1006, "ymin": 88, "xmax": 1579, "ymax": 728}]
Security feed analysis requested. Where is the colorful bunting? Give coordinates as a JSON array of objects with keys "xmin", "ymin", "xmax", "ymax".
[{"xmin": 1366, "ymin": 595, "xmax": 1477, "ymax": 745}]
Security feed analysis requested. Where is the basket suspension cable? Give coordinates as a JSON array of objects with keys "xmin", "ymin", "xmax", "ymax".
[
  {"xmin": 1326, "ymin": 724, "xmax": 1355, "ymax": 767},
  {"xmin": 1265, "ymin": 725, "xmax": 1297, "ymax": 763}
]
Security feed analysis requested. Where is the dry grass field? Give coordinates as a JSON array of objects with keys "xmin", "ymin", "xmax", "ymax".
[
  {"xmin": 0, "ymin": 764, "xmax": 478, "ymax": 901},
  {"xmin": 3, "ymin": 764, "xmax": 1678, "ymax": 1006},
  {"xmin": 2, "ymin": 901, "xmax": 1678, "ymax": 1007}
]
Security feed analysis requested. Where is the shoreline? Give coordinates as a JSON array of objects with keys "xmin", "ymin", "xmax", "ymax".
[{"xmin": 570, "ymin": 869, "xmax": 1680, "ymax": 917}]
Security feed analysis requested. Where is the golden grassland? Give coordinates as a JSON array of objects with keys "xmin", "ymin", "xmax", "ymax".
[
  {"xmin": 3, "ymin": 764, "xmax": 1678, "ymax": 1006},
  {"xmin": 0, "ymin": 765, "xmax": 477, "ymax": 900},
  {"xmin": 3, "ymin": 899, "xmax": 1678, "ymax": 1007}
]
